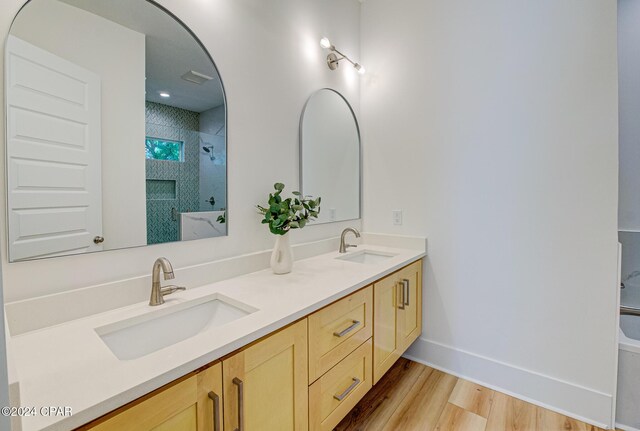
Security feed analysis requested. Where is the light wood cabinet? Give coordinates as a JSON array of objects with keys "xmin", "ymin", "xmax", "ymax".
[
  {"xmin": 80, "ymin": 362, "xmax": 222, "ymax": 431},
  {"xmin": 372, "ymin": 270, "xmax": 401, "ymax": 384},
  {"xmin": 373, "ymin": 260, "xmax": 422, "ymax": 384},
  {"xmin": 309, "ymin": 339, "xmax": 372, "ymax": 431},
  {"xmin": 396, "ymin": 261, "xmax": 422, "ymax": 351},
  {"xmin": 308, "ymin": 285, "xmax": 373, "ymax": 383},
  {"xmin": 223, "ymin": 319, "xmax": 308, "ymax": 431}
]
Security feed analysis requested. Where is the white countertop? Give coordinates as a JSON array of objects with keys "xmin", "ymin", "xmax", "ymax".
[{"xmin": 10, "ymin": 244, "xmax": 424, "ymax": 431}]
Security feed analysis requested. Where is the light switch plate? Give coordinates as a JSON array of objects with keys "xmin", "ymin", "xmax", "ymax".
[{"xmin": 392, "ymin": 210, "xmax": 403, "ymax": 226}]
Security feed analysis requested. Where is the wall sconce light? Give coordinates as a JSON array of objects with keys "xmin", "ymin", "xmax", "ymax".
[{"xmin": 320, "ymin": 37, "xmax": 365, "ymax": 75}]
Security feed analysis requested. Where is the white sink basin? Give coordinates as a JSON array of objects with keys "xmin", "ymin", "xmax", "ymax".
[
  {"xmin": 96, "ymin": 294, "xmax": 257, "ymax": 360},
  {"xmin": 336, "ymin": 250, "xmax": 397, "ymax": 264}
]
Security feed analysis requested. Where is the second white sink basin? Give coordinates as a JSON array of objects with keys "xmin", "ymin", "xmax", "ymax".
[
  {"xmin": 96, "ymin": 294, "xmax": 257, "ymax": 360},
  {"xmin": 336, "ymin": 250, "xmax": 397, "ymax": 264}
]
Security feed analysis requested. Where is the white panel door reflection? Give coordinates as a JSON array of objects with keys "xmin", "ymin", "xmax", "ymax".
[{"xmin": 6, "ymin": 35, "xmax": 102, "ymax": 260}]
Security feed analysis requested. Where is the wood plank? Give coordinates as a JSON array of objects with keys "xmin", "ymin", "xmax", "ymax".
[
  {"xmin": 536, "ymin": 406, "xmax": 588, "ymax": 431},
  {"xmin": 334, "ymin": 358, "xmax": 427, "ymax": 431},
  {"xmin": 434, "ymin": 403, "xmax": 487, "ymax": 431},
  {"xmin": 448, "ymin": 379, "xmax": 494, "ymax": 419},
  {"xmin": 485, "ymin": 391, "xmax": 537, "ymax": 431},
  {"xmin": 381, "ymin": 367, "xmax": 458, "ymax": 431}
]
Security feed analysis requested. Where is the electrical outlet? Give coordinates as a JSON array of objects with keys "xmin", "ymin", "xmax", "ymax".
[
  {"xmin": 330, "ymin": 208, "xmax": 336, "ymax": 221},
  {"xmin": 392, "ymin": 210, "xmax": 403, "ymax": 226}
]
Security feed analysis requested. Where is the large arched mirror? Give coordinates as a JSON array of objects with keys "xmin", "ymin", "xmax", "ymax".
[
  {"xmin": 5, "ymin": 0, "xmax": 227, "ymax": 261},
  {"xmin": 300, "ymin": 88, "xmax": 361, "ymax": 224}
]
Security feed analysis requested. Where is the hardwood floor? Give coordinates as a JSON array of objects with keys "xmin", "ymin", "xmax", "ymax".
[{"xmin": 335, "ymin": 358, "xmax": 608, "ymax": 431}]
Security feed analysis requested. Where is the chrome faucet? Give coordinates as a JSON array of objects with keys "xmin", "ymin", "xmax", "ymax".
[
  {"xmin": 339, "ymin": 228, "xmax": 361, "ymax": 253},
  {"xmin": 149, "ymin": 257, "xmax": 186, "ymax": 306}
]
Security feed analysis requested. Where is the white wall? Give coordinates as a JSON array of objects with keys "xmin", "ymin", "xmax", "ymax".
[
  {"xmin": 619, "ymin": 0, "xmax": 640, "ymax": 231},
  {"xmin": 0, "ymin": 0, "xmax": 362, "ymax": 302},
  {"xmin": 9, "ymin": 0, "xmax": 147, "ymax": 251},
  {"xmin": 361, "ymin": 0, "xmax": 619, "ymax": 426}
]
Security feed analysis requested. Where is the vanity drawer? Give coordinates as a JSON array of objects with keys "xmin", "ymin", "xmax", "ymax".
[
  {"xmin": 308, "ymin": 285, "xmax": 373, "ymax": 383},
  {"xmin": 309, "ymin": 339, "xmax": 372, "ymax": 431}
]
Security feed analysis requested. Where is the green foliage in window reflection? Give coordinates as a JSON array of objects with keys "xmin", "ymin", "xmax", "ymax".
[{"xmin": 145, "ymin": 138, "xmax": 183, "ymax": 161}]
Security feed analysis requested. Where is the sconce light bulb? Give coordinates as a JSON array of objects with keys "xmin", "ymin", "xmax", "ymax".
[
  {"xmin": 320, "ymin": 37, "xmax": 332, "ymax": 49},
  {"xmin": 355, "ymin": 64, "xmax": 366, "ymax": 75}
]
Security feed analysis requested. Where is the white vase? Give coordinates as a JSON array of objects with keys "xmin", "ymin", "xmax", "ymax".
[{"xmin": 270, "ymin": 232, "xmax": 293, "ymax": 274}]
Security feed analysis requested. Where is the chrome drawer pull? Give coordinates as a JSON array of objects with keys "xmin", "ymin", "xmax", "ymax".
[
  {"xmin": 233, "ymin": 377, "xmax": 244, "ymax": 431},
  {"xmin": 208, "ymin": 391, "xmax": 221, "ymax": 431},
  {"xmin": 333, "ymin": 320, "xmax": 361, "ymax": 337},
  {"xmin": 333, "ymin": 377, "xmax": 361, "ymax": 401},
  {"xmin": 397, "ymin": 282, "xmax": 405, "ymax": 310},
  {"xmin": 403, "ymin": 279, "xmax": 410, "ymax": 306}
]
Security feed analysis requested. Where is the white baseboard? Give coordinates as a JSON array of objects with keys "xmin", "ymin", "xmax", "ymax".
[
  {"xmin": 404, "ymin": 337, "xmax": 614, "ymax": 429},
  {"xmin": 616, "ymin": 422, "xmax": 640, "ymax": 431},
  {"xmin": 617, "ymin": 423, "xmax": 640, "ymax": 431}
]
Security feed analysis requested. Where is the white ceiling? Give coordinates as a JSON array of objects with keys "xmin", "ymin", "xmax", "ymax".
[{"xmin": 60, "ymin": 0, "xmax": 225, "ymax": 113}]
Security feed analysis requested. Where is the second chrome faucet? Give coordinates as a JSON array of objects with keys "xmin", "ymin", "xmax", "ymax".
[
  {"xmin": 339, "ymin": 228, "xmax": 361, "ymax": 253},
  {"xmin": 149, "ymin": 257, "xmax": 186, "ymax": 306}
]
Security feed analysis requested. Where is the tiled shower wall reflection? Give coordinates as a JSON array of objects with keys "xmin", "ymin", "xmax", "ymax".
[
  {"xmin": 145, "ymin": 102, "xmax": 200, "ymax": 244},
  {"xmin": 199, "ymin": 105, "xmax": 226, "ymax": 211}
]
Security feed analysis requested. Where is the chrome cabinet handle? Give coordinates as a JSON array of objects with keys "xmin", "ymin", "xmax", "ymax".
[
  {"xmin": 333, "ymin": 377, "xmax": 361, "ymax": 401},
  {"xmin": 233, "ymin": 377, "xmax": 244, "ymax": 431},
  {"xmin": 403, "ymin": 279, "xmax": 410, "ymax": 306},
  {"xmin": 397, "ymin": 282, "xmax": 405, "ymax": 310},
  {"xmin": 208, "ymin": 391, "xmax": 221, "ymax": 431},
  {"xmin": 333, "ymin": 320, "xmax": 361, "ymax": 337},
  {"xmin": 93, "ymin": 236, "xmax": 104, "ymax": 244}
]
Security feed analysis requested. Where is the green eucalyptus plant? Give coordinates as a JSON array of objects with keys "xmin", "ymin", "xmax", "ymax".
[{"xmin": 257, "ymin": 183, "xmax": 321, "ymax": 236}]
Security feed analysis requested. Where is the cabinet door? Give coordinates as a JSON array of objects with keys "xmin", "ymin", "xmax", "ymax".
[
  {"xmin": 397, "ymin": 260, "xmax": 422, "ymax": 351},
  {"xmin": 84, "ymin": 362, "xmax": 222, "ymax": 431},
  {"xmin": 197, "ymin": 363, "xmax": 224, "ymax": 431},
  {"xmin": 373, "ymin": 274, "xmax": 400, "ymax": 384},
  {"xmin": 223, "ymin": 320, "xmax": 308, "ymax": 431}
]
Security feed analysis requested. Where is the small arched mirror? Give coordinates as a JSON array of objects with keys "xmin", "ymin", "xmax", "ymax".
[
  {"xmin": 5, "ymin": 0, "xmax": 227, "ymax": 261},
  {"xmin": 300, "ymin": 89, "xmax": 361, "ymax": 224}
]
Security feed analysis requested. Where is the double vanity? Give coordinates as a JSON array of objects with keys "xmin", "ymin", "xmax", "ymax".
[
  {"xmin": 1, "ymin": 1, "xmax": 419, "ymax": 430},
  {"xmin": 9, "ymin": 235, "xmax": 425, "ymax": 431}
]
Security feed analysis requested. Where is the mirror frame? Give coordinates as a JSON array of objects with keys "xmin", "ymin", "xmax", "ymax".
[
  {"xmin": 299, "ymin": 88, "xmax": 362, "ymax": 225},
  {"xmin": 5, "ymin": 0, "xmax": 229, "ymax": 262}
]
